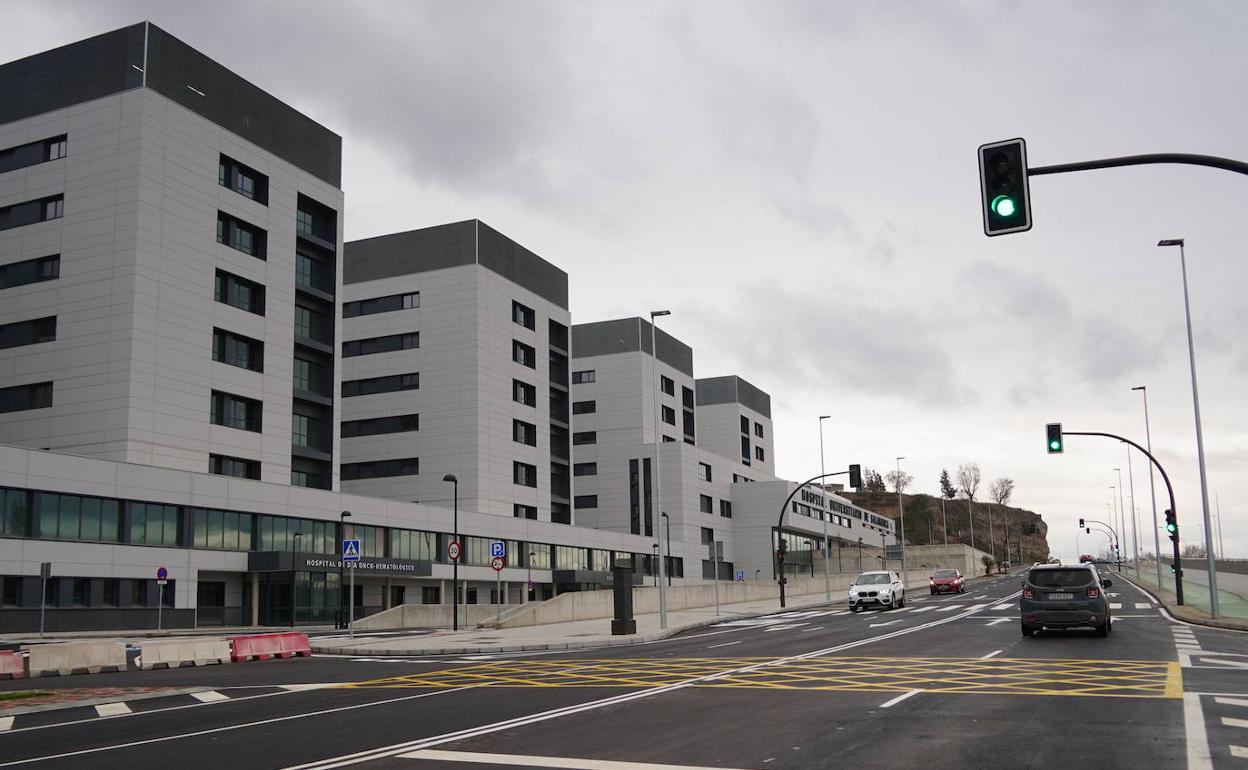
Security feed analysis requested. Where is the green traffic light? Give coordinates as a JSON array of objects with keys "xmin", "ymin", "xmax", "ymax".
[
  {"xmin": 1048, "ymin": 439, "xmax": 1061, "ymax": 451},
  {"xmin": 991, "ymin": 195, "xmax": 1017, "ymax": 217}
]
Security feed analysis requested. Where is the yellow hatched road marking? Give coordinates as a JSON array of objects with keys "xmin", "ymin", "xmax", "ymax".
[{"xmin": 340, "ymin": 656, "xmax": 1181, "ymax": 700}]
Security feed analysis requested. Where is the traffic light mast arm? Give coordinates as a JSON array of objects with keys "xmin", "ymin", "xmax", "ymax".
[
  {"xmin": 1029, "ymin": 153, "xmax": 1248, "ymax": 178},
  {"xmin": 1082, "ymin": 518, "xmax": 1119, "ymax": 549},
  {"xmin": 775, "ymin": 470, "xmax": 852, "ymax": 535},
  {"xmin": 1060, "ymin": 429, "xmax": 1184, "ymax": 604}
]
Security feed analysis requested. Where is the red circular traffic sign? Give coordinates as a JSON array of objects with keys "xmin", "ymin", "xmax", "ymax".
[
  {"xmin": 156, "ymin": 566, "xmax": 168, "ymax": 580},
  {"xmin": 447, "ymin": 541, "xmax": 461, "ymax": 561},
  {"xmin": 491, "ymin": 556, "xmax": 505, "ymax": 572}
]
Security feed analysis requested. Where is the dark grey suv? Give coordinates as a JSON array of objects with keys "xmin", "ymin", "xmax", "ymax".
[{"xmin": 1020, "ymin": 564, "xmax": 1113, "ymax": 637}]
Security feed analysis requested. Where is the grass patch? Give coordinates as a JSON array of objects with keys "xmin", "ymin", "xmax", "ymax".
[{"xmin": 0, "ymin": 690, "xmax": 48, "ymax": 702}]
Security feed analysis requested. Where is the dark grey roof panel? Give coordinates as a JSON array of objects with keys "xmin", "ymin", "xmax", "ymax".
[
  {"xmin": 696, "ymin": 375, "xmax": 772, "ymax": 418},
  {"xmin": 0, "ymin": 23, "xmax": 342, "ymax": 187},
  {"xmin": 344, "ymin": 220, "xmax": 568, "ymax": 309},
  {"xmin": 571, "ymin": 318, "xmax": 694, "ymax": 376}
]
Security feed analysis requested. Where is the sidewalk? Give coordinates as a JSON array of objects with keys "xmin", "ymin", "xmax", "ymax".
[
  {"xmin": 1119, "ymin": 563, "xmax": 1248, "ymax": 631},
  {"xmin": 312, "ymin": 593, "xmax": 839, "ymax": 656}
]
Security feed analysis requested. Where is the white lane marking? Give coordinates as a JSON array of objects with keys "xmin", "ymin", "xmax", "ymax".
[
  {"xmin": 991, "ymin": 604, "xmax": 1013, "ymax": 611},
  {"xmin": 984, "ymin": 618, "xmax": 1011, "ymax": 627},
  {"xmin": 1197, "ymin": 659, "xmax": 1248, "ymax": 670},
  {"xmin": 973, "ymin": 594, "xmax": 988, "ymax": 599},
  {"xmin": 191, "ymin": 691, "xmax": 229, "ymax": 703},
  {"xmin": 980, "ymin": 649, "xmax": 1004, "ymax": 659},
  {"xmin": 1184, "ymin": 693, "xmax": 1214, "ymax": 770},
  {"xmin": 800, "ymin": 627, "xmax": 825, "ymax": 632},
  {"xmin": 909, "ymin": 607, "xmax": 936, "ymax": 614},
  {"xmin": 399, "ymin": 750, "xmax": 752, "ymax": 770},
  {"xmin": 878, "ymin": 689, "xmax": 922, "ymax": 709},
  {"xmin": 868, "ymin": 620, "xmax": 903, "ymax": 628},
  {"xmin": 277, "ymin": 684, "xmax": 337, "ymax": 692},
  {"xmin": 1232, "ymin": 746, "xmax": 1248, "ymax": 759},
  {"xmin": 1223, "ymin": 717, "xmax": 1248, "ymax": 729},
  {"xmin": 1216, "ymin": 697, "xmax": 1248, "ymax": 708},
  {"xmin": 763, "ymin": 624, "xmax": 808, "ymax": 632},
  {"xmin": 0, "ymin": 687, "xmax": 480, "ymax": 767},
  {"xmin": 94, "ymin": 703, "xmax": 131, "ymax": 717},
  {"xmin": 0, "ymin": 717, "xmax": 12, "ymax": 732},
  {"xmin": 936, "ymin": 606, "xmax": 959, "ymax": 613},
  {"xmin": 1134, "ymin": 602, "xmax": 1156, "ymax": 610},
  {"xmin": 706, "ymin": 641, "xmax": 741, "ymax": 649},
  {"xmin": 1109, "ymin": 603, "xmax": 1123, "ymax": 610},
  {"xmin": 284, "ymin": 594, "xmax": 1019, "ymax": 770}
]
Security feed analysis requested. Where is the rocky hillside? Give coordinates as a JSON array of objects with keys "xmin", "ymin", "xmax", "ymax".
[{"xmin": 844, "ymin": 491, "xmax": 1051, "ymax": 564}]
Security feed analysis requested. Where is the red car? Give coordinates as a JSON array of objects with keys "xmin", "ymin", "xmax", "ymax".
[{"xmin": 929, "ymin": 569, "xmax": 965, "ymax": 595}]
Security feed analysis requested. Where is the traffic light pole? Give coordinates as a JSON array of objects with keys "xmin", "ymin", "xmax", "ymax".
[
  {"xmin": 1060, "ymin": 430, "xmax": 1183, "ymax": 605},
  {"xmin": 1029, "ymin": 153, "xmax": 1248, "ymax": 179},
  {"xmin": 774, "ymin": 469, "xmax": 852, "ymax": 608}
]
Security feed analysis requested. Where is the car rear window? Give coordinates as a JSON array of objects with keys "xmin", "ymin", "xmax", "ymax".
[
  {"xmin": 934, "ymin": 570, "xmax": 958, "ymax": 578},
  {"xmin": 1029, "ymin": 568, "xmax": 1095, "ymax": 588}
]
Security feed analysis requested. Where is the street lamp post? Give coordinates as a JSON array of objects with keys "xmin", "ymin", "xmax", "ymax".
[
  {"xmin": 857, "ymin": 537, "xmax": 863, "ymax": 572},
  {"xmin": 1133, "ymin": 386, "xmax": 1164, "ymax": 588},
  {"xmin": 661, "ymin": 512, "xmax": 672, "ymax": 590},
  {"xmin": 940, "ymin": 496, "xmax": 950, "ymax": 569},
  {"xmin": 443, "ymin": 474, "xmax": 459, "ymax": 631},
  {"xmin": 651, "ymin": 545, "xmax": 659, "ymax": 587},
  {"xmin": 1114, "ymin": 469, "xmax": 1129, "ymax": 570},
  {"xmin": 1110, "ymin": 487, "xmax": 1120, "ymax": 567},
  {"xmin": 338, "ymin": 511, "xmax": 351, "ymax": 629},
  {"xmin": 1216, "ymin": 494, "xmax": 1226, "ymax": 559},
  {"xmin": 1125, "ymin": 451, "xmax": 1140, "ymax": 578},
  {"xmin": 291, "ymin": 531, "xmax": 303, "ymax": 628},
  {"xmin": 527, "ymin": 551, "xmax": 536, "ymax": 601},
  {"xmin": 650, "ymin": 310, "xmax": 671, "ymax": 630},
  {"xmin": 1158, "ymin": 238, "xmax": 1219, "ymax": 617},
  {"xmin": 818, "ymin": 416, "xmax": 831, "ymax": 601},
  {"xmin": 896, "ymin": 457, "xmax": 908, "ymax": 585}
]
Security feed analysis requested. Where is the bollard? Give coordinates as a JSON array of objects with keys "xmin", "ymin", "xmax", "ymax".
[{"xmin": 611, "ymin": 565, "xmax": 636, "ymax": 635}]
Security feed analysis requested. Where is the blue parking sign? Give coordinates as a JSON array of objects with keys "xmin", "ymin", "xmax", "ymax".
[{"xmin": 491, "ymin": 541, "xmax": 506, "ymax": 558}]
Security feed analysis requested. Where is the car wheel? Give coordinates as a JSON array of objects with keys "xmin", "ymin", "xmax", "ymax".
[
  {"xmin": 899, "ymin": 592, "xmax": 905, "ymax": 608},
  {"xmin": 1021, "ymin": 622, "xmax": 1036, "ymax": 638},
  {"xmin": 850, "ymin": 605, "xmax": 859, "ymax": 613},
  {"xmin": 1095, "ymin": 619, "xmax": 1110, "ymax": 638}
]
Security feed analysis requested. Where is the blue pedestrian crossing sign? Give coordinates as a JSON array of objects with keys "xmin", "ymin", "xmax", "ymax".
[
  {"xmin": 342, "ymin": 539, "xmax": 362, "ymax": 562},
  {"xmin": 490, "ymin": 541, "xmax": 506, "ymax": 559},
  {"xmin": 735, "ymin": 570, "xmax": 746, "ymax": 582}
]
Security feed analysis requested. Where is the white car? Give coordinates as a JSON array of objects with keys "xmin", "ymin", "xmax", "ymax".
[{"xmin": 848, "ymin": 570, "xmax": 905, "ymax": 612}]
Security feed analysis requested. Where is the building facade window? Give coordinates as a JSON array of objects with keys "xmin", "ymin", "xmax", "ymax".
[
  {"xmin": 294, "ymin": 304, "xmax": 331, "ymax": 344},
  {"xmin": 0, "ymin": 254, "xmax": 59, "ymax": 290},
  {"xmin": 293, "ymin": 356, "xmax": 330, "ymax": 395},
  {"xmin": 33, "ymin": 492, "xmax": 122, "ymax": 543},
  {"xmin": 0, "ymin": 195, "xmax": 64, "ymax": 231},
  {"xmin": 389, "ymin": 528, "xmax": 438, "ymax": 561},
  {"xmin": 699, "ymin": 494, "xmax": 714, "ymax": 514},
  {"xmin": 210, "ymin": 391, "xmax": 262, "ymax": 432},
  {"xmin": 513, "ymin": 461, "xmax": 538, "ymax": 487},
  {"xmin": 212, "ymin": 328, "xmax": 264, "ymax": 372},
  {"xmin": 342, "ymin": 291, "xmax": 418, "ymax": 318},
  {"xmin": 512, "ymin": 379, "xmax": 537, "ymax": 407},
  {"xmin": 218, "ymin": 154, "xmax": 269, "ymax": 204},
  {"xmin": 571, "ymin": 370, "xmax": 596, "ymax": 384},
  {"xmin": 340, "ymin": 414, "xmax": 419, "ymax": 438},
  {"xmin": 190, "ymin": 508, "xmax": 254, "ymax": 550},
  {"xmin": 698, "ymin": 462, "xmax": 712, "ymax": 482},
  {"xmin": 0, "ymin": 316, "xmax": 56, "ymax": 350},
  {"xmin": 513, "ymin": 419, "xmax": 538, "ymax": 446},
  {"xmin": 209, "ymin": 453, "xmax": 260, "ymax": 480},
  {"xmin": 720, "ymin": 500, "xmax": 733, "ymax": 518},
  {"xmin": 216, "ymin": 211, "xmax": 266, "ymax": 258},
  {"xmin": 661, "ymin": 405, "xmax": 676, "ymax": 425},
  {"xmin": 754, "ymin": 422, "xmax": 765, "ymax": 438},
  {"xmin": 755, "ymin": 445, "xmax": 766, "ymax": 462},
  {"xmin": 572, "ymin": 400, "xmax": 596, "ymax": 414},
  {"xmin": 660, "ymin": 375, "xmax": 674, "ymax": 396},
  {"xmin": 574, "ymin": 495, "xmax": 598, "ymax": 509},
  {"xmin": 341, "ymin": 373, "xmax": 419, "ymax": 397},
  {"xmin": 129, "ymin": 502, "xmax": 180, "ymax": 546},
  {"xmin": 512, "ymin": 301, "xmax": 535, "ymax": 330},
  {"xmin": 741, "ymin": 435, "xmax": 751, "ymax": 464},
  {"xmin": 512, "ymin": 340, "xmax": 536, "ymax": 368},
  {"xmin": 214, "ymin": 269, "xmax": 265, "ymax": 315},
  {"xmin": 342, "ymin": 332, "xmax": 419, "ymax": 357},
  {"xmin": 572, "ymin": 431, "xmax": 597, "ymax": 445},
  {"xmin": 573, "ymin": 462, "xmax": 597, "ymax": 476},
  {"xmin": 296, "ymin": 251, "xmax": 332, "ymax": 293},
  {"xmin": 513, "ymin": 504, "xmax": 538, "ymax": 520},
  {"xmin": 340, "ymin": 458, "xmax": 419, "ymax": 480},
  {"xmin": 0, "ymin": 382, "xmax": 52, "ymax": 414},
  {"xmin": 0, "ymin": 135, "xmax": 67, "ymax": 174},
  {"xmin": 291, "ymin": 414, "xmax": 326, "ymax": 449}
]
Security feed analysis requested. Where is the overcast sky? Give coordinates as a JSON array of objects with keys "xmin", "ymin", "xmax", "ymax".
[{"xmin": 7, "ymin": 1, "xmax": 1246, "ymax": 565}]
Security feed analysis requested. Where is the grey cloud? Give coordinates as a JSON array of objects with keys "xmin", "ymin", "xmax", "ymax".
[{"xmin": 1075, "ymin": 315, "xmax": 1161, "ymax": 383}]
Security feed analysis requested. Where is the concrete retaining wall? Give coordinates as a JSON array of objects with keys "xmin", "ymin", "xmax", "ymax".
[{"xmin": 353, "ymin": 604, "xmax": 510, "ymax": 630}]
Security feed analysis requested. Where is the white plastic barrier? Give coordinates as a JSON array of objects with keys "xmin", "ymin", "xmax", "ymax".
[
  {"xmin": 138, "ymin": 638, "xmax": 231, "ymax": 669},
  {"xmin": 27, "ymin": 641, "xmax": 127, "ymax": 677}
]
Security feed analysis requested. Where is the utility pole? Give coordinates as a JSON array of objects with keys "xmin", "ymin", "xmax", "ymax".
[
  {"xmin": 650, "ymin": 310, "xmax": 671, "ymax": 629},
  {"xmin": 818, "ymin": 416, "xmax": 831, "ymax": 602}
]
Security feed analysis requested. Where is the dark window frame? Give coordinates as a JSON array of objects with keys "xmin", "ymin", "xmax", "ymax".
[
  {"xmin": 342, "ymin": 332, "xmax": 419, "ymax": 357},
  {"xmin": 209, "ymin": 390, "xmax": 263, "ymax": 432},
  {"xmin": 342, "ymin": 292, "xmax": 419, "ymax": 318},
  {"xmin": 214, "ymin": 269, "xmax": 265, "ymax": 315},
  {"xmin": 211, "ymin": 328, "xmax": 264, "ymax": 372},
  {"xmin": 215, "ymin": 211, "xmax": 267, "ymax": 259},
  {"xmin": 341, "ymin": 372, "xmax": 420, "ymax": 397},
  {"xmin": 0, "ymin": 254, "xmax": 59, "ymax": 290}
]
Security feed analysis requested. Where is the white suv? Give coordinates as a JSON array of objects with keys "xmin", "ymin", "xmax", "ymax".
[{"xmin": 848, "ymin": 571, "xmax": 905, "ymax": 612}]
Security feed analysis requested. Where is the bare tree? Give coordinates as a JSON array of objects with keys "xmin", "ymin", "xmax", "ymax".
[
  {"xmin": 885, "ymin": 469, "xmax": 914, "ymax": 494},
  {"xmin": 862, "ymin": 468, "xmax": 887, "ymax": 493},
  {"xmin": 957, "ymin": 463, "xmax": 981, "ymax": 551},
  {"xmin": 990, "ymin": 478, "xmax": 1015, "ymax": 507}
]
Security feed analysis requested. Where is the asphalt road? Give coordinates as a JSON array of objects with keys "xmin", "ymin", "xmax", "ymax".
[{"xmin": 2, "ymin": 571, "xmax": 1247, "ymax": 769}]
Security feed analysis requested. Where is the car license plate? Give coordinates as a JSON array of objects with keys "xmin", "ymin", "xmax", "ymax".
[{"xmin": 1048, "ymin": 592, "xmax": 1073, "ymax": 600}]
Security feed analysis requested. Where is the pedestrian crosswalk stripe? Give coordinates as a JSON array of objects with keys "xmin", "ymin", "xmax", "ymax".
[
  {"xmin": 192, "ymin": 691, "xmax": 229, "ymax": 703},
  {"xmin": 1109, "ymin": 603, "xmax": 1122, "ymax": 609},
  {"xmin": 1232, "ymin": 746, "xmax": 1248, "ymax": 759},
  {"xmin": 1222, "ymin": 717, "xmax": 1248, "ymax": 729},
  {"xmin": 1218, "ymin": 697, "xmax": 1248, "ymax": 708},
  {"xmin": 910, "ymin": 607, "xmax": 936, "ymax": 614},
  {"xmin": 1134, "ymin": 602, "xmax": 1155, "ymax": 609},
  {"xmin": 0, "ymin": 717, "xmax": 12, "ymax": 732},
  {"xmin": 936, "ymin": 606, "xmax": 959, "ymax": 613},
  {"xmin": 95, "ymin": 703, "xmax": 131, "ymax": 717},
  {"xmin": 991, "ymin": 604, "xmax": 1013, "ymax": 611}
]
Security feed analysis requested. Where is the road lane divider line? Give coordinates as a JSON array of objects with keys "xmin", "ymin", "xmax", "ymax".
[
  {"xmin": 399, "ymin": 749, "xmax": 753, "ymax": 770},
  {"xmin": 0, "ymin": 686, "xmax": 483, "ymax": 767},
  {"xmin": 706, "ymin": 641, "xmax": 741, "ymax": 649},
  {"xmin": 1184, "ymin": 693, "xmax": 1214, "ymax": 770},
  {"xmin": 1215, "ymin": 697, "xmax": 1248, "ymax": 708},
  {"xmin": 286, "ymin": 595, "xmax": 1020, "ymax": 770},
  {"xmin": 980, "ymin": 650, "xmax": 1003, "ymax": 659},
  {"xmin": 878, "ymin": 689, "xmax": 922, "ymax": 709}
]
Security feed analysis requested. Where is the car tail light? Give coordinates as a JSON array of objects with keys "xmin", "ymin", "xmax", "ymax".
[
  {"xmin": 1023, "ymin": 587, "xmax": 1034, "ymax": 599},
  {"xmin": 1087, "ymin": 587, "xmax": 1100, "ymax": 599}
]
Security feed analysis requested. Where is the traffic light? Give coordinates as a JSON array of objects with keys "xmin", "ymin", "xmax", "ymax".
[
  {"xmin": 978, "ymin": 138, "xmax": 1032, "ymax": 236},
  {"xmin": 1078, "ymin": 517, "xmax": 1085, "ymax": 528},
  {"xmin": 1046, "ymin": 423, "xmax": 1063, "ymax": 454},
  {"xmin": 1086, "ymin": 527, "xmax": 1090, "ymax": 534},
  {"xmin": 848, "ymin": 464, "xmax": 862, "ymax": 489},
  {"xmin": 1165, "ymin": 509, "xmax": 1178, "ymax": 542}
]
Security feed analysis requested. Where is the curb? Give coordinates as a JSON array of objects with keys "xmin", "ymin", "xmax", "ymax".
[
  {"xmin": 1115, "ymin": 570, "xmax": 1248, "ymax": 633},
  {"xmin": 313, "ymin": 596, "xmax": 841, "ymax": 657}
]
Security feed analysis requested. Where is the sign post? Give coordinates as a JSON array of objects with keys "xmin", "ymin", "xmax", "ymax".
[
  {"xmin": 342, "ymin": 539, "xmax": 361, "ymax": 638},
  {"xmin": 39, "ymin": 562, "xmax": 51, "ymax": 637},
  {"xmin": 156, "ymin": 567, "xmax": 168, "ymax": 631},
  {"xmin": 491, "ymin": 541, "xmax": 507, "ymax": 624},
  {"xmin": 710, "ymin": 542, "xmax": 722, "ymax": 617}
]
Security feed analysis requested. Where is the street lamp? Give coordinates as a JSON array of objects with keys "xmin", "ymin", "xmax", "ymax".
[
  {"xmin": 818, "ymin": 415, "xmax": 831, "ymax": 601},
  {"xmin": 291, "ymin": 531, "xmax": 303, "ymax": 628},
  {"xmin": 896, "ymin": 456, "xmax": 908, "ymax": 584},
  {"xmin": 443, "ymin": 474, "xmax": 459, "ymax": 631},
  {"xmin": 1109, "ymin": 485, "xmax": 1119, "ymax": 566},
  {"xmin": 1158, "ymin": 238, "xmax": 1219, "ymax": 617},
  {"xmin": 660, "ymin": 511, "xmax": 672, "ymax": 589},
  {"xmin": 338, "ymin": 511, "xmax": 351, "ymax": 629},
  {"xmin": 1133, "ymin": 386, "xmax": 1163, "ymax": 588},
  {"xmin": 649, "ymin": 310, "xmax": 671, "ymax": 630},
  {"xmin": 1114, "ymin": 469, "xmax": 1129, "ymax": 570}
]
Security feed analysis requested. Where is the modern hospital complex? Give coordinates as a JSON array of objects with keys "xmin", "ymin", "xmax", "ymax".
[{"xmin": 0, "ymin": 23, "xmax": 893, "ymax": 632}]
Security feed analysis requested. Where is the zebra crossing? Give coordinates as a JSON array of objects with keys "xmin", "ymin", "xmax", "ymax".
[{"xmin": 714, "ymin": 602, "xmax": 996, "ymax": 628}]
